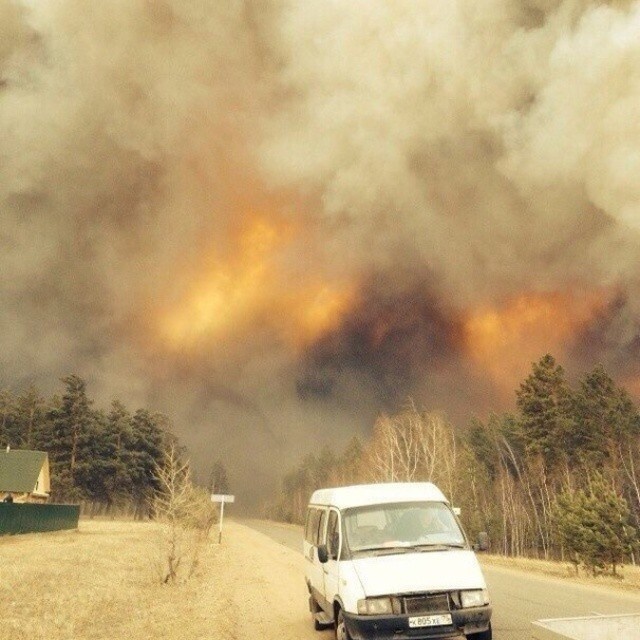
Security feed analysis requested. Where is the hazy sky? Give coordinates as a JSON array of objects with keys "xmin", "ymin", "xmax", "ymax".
[{"xmin": 2, "ymin": 0, "xmax": 640, "ymax": 505}]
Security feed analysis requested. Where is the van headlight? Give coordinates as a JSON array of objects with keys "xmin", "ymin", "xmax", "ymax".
[
  {"xmin": 357, "ymin": 597, "xmax": 393, "ymax": 615},
  {"xmin": 460, "ymin": 589, "xmax": 490, "ymax": 608}
]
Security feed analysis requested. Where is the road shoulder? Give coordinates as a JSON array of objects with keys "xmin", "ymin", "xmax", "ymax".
[{"xmin": 207, "ymin": 521, "xmax": 323, "ymax": 640}]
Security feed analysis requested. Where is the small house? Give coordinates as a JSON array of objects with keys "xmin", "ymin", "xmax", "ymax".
[{"xmin": 0, "ymin": 449, "xmax": 51, "ymax": 503}]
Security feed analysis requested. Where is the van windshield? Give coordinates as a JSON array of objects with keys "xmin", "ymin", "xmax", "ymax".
[{"xmin": 343, "ymin": 501, "xmax": 465, "ymax": 553}]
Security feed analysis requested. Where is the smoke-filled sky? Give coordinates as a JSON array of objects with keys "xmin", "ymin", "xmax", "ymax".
[{"xmin": 3, "ymin": 0, "xmax": 640, "ymax": 507}]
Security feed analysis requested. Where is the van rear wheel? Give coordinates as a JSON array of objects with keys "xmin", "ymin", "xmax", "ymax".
[{"xmin": 335, "ymin": 608, "xmax": 352, "ymax": 640}]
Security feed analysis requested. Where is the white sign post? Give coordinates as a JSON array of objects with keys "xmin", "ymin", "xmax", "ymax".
[{"xmin": 210, "ymin": 494, "xmax": 235, "ymax": 543}]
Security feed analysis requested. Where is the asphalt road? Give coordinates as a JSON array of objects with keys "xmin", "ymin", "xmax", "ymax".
[{"xmin": 240, "ymin": 518, "xmax": 640, "ymax": 640}]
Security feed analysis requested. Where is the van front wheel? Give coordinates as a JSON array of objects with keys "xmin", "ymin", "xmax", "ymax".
[
  {"xmin": 310, "ymin": 596, "xmax": 327, "ymax": 631},
  {"xmin": 335, "ymin": 608, "xmax": 352, "ymax": 640},
  {"xmin": 468, "ymin": 622, "xmax": 492, "ymax": 640}
]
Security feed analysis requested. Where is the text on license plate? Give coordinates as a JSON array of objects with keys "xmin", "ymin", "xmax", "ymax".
[{"xmin": 408, "ymin": 614, "xmax": 453, "ymax": 628}]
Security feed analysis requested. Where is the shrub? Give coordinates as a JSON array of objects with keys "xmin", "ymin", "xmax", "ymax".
[{"xmin": 152, "ymin": 445, "xmax": 216, "ymax": 583}]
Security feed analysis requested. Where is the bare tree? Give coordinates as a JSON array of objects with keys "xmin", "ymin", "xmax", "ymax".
[
  {"xmin": 152, "ymin": 445, "xmax": 216, "ymax": 584},
  {"xmin": 367, "ymin": 403, "xmax": 459, "ymax": 497}
]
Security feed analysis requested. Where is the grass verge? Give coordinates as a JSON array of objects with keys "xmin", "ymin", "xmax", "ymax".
[{"xmin": 480, "ymin": 553, "xmax": 640, "ymax": 592}]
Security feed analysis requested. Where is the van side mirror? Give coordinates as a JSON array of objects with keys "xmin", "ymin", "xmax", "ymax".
[
  {"xmin": 474, "ymin": 532, "xmax": 490, "ymax": 552},
  {"xmin": 317, "ymin": 544, "xmax": 329, "ymax": 564}
]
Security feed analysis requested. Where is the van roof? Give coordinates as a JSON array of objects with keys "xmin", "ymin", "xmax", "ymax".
[{"xmin": 309, "ymin": 482, "xmax": 448, "ymax": 510}]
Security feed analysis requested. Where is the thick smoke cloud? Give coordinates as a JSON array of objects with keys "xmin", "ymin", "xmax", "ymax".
[
  {"xmin": 2, "ymin": 0, "xmax": 640, "ymax": 506},
  {"xmin": 261, "ymin": 0, "xmax": 640, "ymax": 301}
]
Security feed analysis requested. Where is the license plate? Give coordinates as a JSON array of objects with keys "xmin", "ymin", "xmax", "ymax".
[{"xmin": 408, "ymin": 614, "xmax": 453, "ymax": 628}]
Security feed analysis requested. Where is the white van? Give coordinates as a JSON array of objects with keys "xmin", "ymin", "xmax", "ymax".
[{"xmin": 303, "ymin": 482, "xmax": 492, "ymax": 640}]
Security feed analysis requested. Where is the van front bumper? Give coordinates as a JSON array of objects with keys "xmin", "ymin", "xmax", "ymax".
[{"xmin": 343, "ymin": 606, "xmax": 492, "ymax": 640}]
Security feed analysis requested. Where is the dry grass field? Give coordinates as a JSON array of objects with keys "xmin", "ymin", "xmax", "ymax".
[
  {"xmin": 0, "ymin": 519, "xmax": 316, "ymax": 640},
  {"xmin": 0, "ymin": 520, "xmax": 223, "ymax": 640}
]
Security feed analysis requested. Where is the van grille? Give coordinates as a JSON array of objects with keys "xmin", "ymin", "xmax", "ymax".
[{"xmin": 403, "ymin": 593, "xmax": 450, "ymax": 615}]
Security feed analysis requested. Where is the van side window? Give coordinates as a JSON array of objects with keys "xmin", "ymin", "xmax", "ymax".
[
  {"xmin": 304, "ymin": 508, "xmax": 314, "ymax": 543},
  {"xmin": 316, "ymin": 509, "xmax": 327, "ymax": 546},
  {"xmin": 307, "ymin": 508, "xmax": 320, "ymax": 544},
  {"xmin": 326, "ymin": 510, "xmax": 340, "ymax": 560}
]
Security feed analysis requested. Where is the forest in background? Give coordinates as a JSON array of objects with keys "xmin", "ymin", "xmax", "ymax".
[
  {"xmin": 269, "ymin": 355, "xmax": 640, "ymax": 575},
  {"xmin": 0, "ymin": 374, "xmax": 168, "ymax": 513},
  {"xmin": 0, "ymin": 375, "xmax": 230, "ymax": 516}
]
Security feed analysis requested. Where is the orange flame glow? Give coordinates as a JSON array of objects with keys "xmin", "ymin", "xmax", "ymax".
[
  {"xmin": 464, "ymin": 291, "xmax": 610, "ymax": 392},
  {"xmin": 159, "ymin": 215, "xmax": 354, "ymax": 350},
  {"xmin": 289, "ymin": 284, "xmax": 356, "ymax": 346}
]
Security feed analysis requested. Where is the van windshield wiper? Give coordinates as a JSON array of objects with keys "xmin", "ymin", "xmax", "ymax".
[
  {"xmin": 353, "ymin": 544, "xmax": 412, "ymax": 555},
  {"xmin": 409, "ymin": 542, "xmax": 466, "ymax": 552}
]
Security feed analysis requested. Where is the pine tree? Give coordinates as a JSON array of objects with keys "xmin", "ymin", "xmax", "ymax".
[
  {"xmin": 315, "ymin": 446, "xmax": 336, "ymax": 487},
  {"xmin": 53, "ymin": 375, "xmax": 93, "ymax": 471},
  {"xmin": 466, "ymin": 418, "xmax": 499, "ymax": 481},
  {"xmin": 516, "ymin": 354, "xmax": 573, "ymax": 468},
  {"xmin": 72, "ymin": 410, "xmax": 118, "ymax": 502},
  {"xmin": 0, "ymin": 389, "xmax": 16, "ymax": 448},
  {"xmin": 47, "ymin": 376, "xmax": 95, "ymax": 500},
  {"xmin": 103, "ymin": 400, "xmax": 135, "ymax": 504},
  {"xmin": 554, "ymin": 475, "xmax": 636, "ymax": 575},
  {"xmin": 554, "ymin": 488, "xmax": 587, "ymax": 573},
  {"xmin": 570, "ymin": 365, "xmax": 638, "ymax": 468},
  {"xmin": 208, "ymin": 460, "xmax": 231, "ymax": 495},
  {"xmin": 128, "ymin": 409, "xmax": 166, "ymax": 515},
  {"xmin": 335, "ymin": 435, "xmax": 364, "ymax": 484},
  {"xmin": 584, "ymin": 474, "xmax": 636, "ymax": 575},
  {"xmin": 13, "ymin": 386, "xmax": 46, "ymax": 448}
]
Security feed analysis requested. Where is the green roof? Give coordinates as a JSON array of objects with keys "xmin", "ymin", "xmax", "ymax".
[{"xmin": 0, "ymin": 450, "xmax": 48, "ymax": 493}]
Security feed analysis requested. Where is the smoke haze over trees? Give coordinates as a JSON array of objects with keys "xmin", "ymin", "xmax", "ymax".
[
  {"xmin": 269, "ymin": 355, "xmax": 640, "ymax": 575},
  {"xmin": 4, "ymin": 1, "xmax": 640, "ymax": 503}
]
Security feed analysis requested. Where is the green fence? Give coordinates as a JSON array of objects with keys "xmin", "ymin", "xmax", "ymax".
[{"xmin": 0, "ymin": 503, "xmax": 80, "ymax": 535}]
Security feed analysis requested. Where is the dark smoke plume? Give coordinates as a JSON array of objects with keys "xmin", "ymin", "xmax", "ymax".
[{"xmin": 3, "ymin": 0, "xmax": 640, "ymax": 507}]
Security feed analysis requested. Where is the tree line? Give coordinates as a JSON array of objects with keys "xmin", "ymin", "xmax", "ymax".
[
  {"xmin": 268, "ymin": 355, "xmax": 640, "ymax": 575},
  {"xmin": 0, "ymin": 374, "xmax": 170, "ymax": 513}
]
